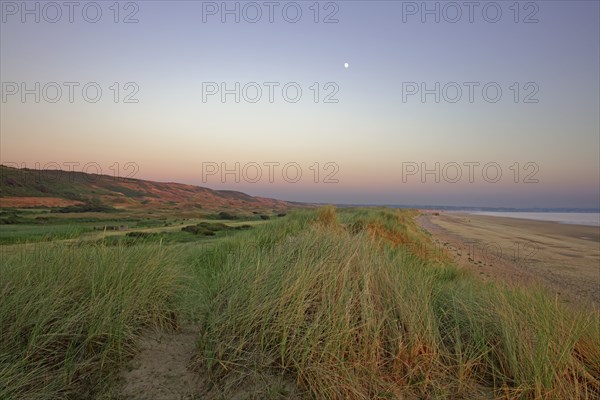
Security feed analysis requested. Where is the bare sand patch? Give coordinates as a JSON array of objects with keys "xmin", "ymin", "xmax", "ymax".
[
  {"xmin": 116, "ymin": 325, "xmax": 301, "ymax": 400},
  {"xmin": 118, "ymin": 325, "xmax": 203, "ymax": 399}
]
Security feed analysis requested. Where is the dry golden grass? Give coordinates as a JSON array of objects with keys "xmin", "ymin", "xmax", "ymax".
[{"xmin": 195, "ymin": 207, "xmax": 600, "ymax": 399}]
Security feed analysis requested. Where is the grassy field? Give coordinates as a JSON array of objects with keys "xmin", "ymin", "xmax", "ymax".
[
  {"xmin": 0, "ymin": 207, "xmax": 273, "ymax": 245},
  {"xmin": 1, "ymin": 207, "xmax": 599, "ymax": 399}
]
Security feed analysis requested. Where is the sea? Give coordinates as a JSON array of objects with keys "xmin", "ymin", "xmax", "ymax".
[{"xmin": 377, "ymin": 205, "xmax": 600, "ymax": 227}]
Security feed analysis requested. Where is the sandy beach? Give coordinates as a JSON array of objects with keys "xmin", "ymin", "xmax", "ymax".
[{"xmin": 417, "ymin": 212, "xmax": 600, "ymax": 310}]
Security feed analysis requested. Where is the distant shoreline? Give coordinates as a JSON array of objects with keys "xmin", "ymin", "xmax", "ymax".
[
  {"xmin": 459, "ymin": 211, "xmax": 600, "ymax": 227},
  {"xmin": 331, "ymin": 203, "xmax": 599, "ymax": 214}
]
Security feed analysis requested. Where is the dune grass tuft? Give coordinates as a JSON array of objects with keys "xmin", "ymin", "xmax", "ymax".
[
  {"xmin": 2, "ymin": 207, "xmax": 598, "ymax": 399},
  {"xmin": 0, "ymin": 243, "xmax": 182, "ymax": 399},
  {"xmin": 196, "ymin": 207, "xmax": 600, "ymax": 399}
]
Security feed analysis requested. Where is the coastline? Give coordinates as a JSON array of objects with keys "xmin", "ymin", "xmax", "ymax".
[
  {"xmin": 417, "ymin": 211, "xmax": 600, "ymax": 310},
  {"xmin": 465, "ymin": 211, "xmax": 600, "ymax": 227}
]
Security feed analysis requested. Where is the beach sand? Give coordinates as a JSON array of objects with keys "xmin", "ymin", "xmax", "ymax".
[{"xmin": 417, "ymin": 212, "xmax": 600, "ymax": 310}]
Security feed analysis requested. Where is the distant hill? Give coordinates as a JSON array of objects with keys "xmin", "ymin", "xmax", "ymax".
[{"xmin": 0, "ymin": 165, "xmax": 295, "ymax": 212}]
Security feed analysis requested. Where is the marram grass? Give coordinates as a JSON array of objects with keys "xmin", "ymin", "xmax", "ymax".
[
  {"xmin": 1, "ymin": 207, "xmax": 598, "ymax": 399},
  {"xmin": 0, "ymin": 242, "xmax": 182, "ymax": 399},
  {"xmin": 196, "ymin": 207, "xmax": 600, "ymax": 399}
]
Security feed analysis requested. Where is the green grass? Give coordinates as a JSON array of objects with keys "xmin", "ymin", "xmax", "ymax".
[
  {"xmin": 0, "ymin": 224, "xmax": 90, "ymax": 245},
  {"xmin": 0, "ymin": 207, "xmax": 275, "ymax": 245},
  {"xmin": 193, "ymin": 207, "xmax": 600, "ymax": 399},
  {"xmin": 0, "ymin": 243, "xmax": 183, "ymax": 399},
  {"xmin": 1, "ymin": 206, "xmax": 598, "ymax": 399}
]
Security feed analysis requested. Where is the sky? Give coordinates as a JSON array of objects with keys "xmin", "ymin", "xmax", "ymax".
[{"xmin": 1, "ymin": 0, "xmax": 599, "ymax": 208}]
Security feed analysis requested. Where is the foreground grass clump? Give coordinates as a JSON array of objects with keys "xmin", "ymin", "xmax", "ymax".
[
  {"xmin": 196, "ymin": 207, "xmax": 600, "ymax": 399},
  {"xmin": 0, "ymin": 243, "xmax": 182, "ymax": 399}
]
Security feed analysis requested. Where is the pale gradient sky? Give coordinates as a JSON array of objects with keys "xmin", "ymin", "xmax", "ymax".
[{"xmin": 1, "ymin": 0, "xmax": 599, "ymax": 208}]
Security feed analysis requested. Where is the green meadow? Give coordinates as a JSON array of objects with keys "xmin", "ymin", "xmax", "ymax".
[{"xmin": 1, "ymin": 207, "xmax": 598, "ymax": 399}]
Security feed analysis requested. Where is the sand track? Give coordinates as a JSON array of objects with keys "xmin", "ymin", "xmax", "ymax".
[{"xmin": 117, "ymin": 325, "xmax": 204, "ymax": 400}]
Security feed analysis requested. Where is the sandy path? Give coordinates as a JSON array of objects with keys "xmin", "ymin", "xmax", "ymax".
[
  {"xmin": 117, "ymin": 324, "xmax": 301, "ymax": 400},
  {"xmin": 417, "ymin": 212, "xmax": 600, "ymax": 310},
  {"xmin": 118, "ymin": 325, "xmax": 204, "ymax": 399}
]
